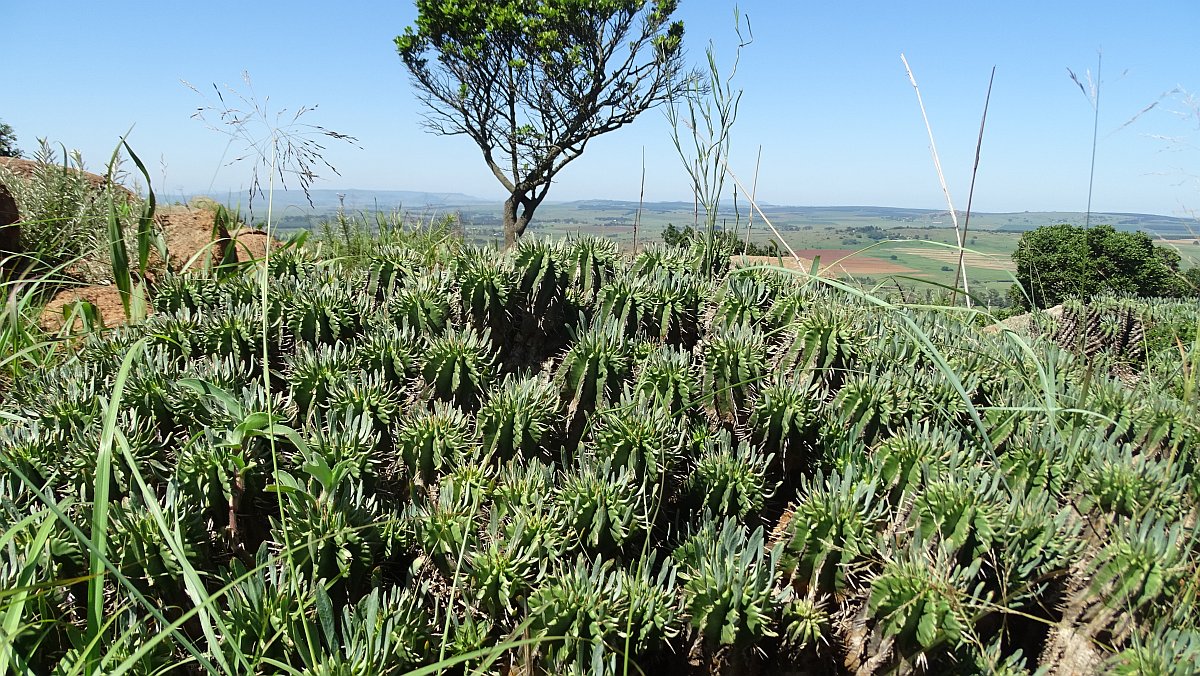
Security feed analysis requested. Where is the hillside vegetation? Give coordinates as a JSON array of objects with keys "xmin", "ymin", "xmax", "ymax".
[{"xmin": 2, "ymin": 215, "xmax": 1199, "ymax": 673}]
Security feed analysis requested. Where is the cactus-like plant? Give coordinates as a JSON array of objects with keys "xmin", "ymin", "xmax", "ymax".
[
  {"xmin": 454, "ymin": 246, "xmax": 516, "ymax": 334},
  {"xmin": 633, "ymin": 344, "xmax": 699, "ymax": 417},
  {"xmin": 287, "ymin": 342, "xmax": 359, "ymax": 420},
  {"xmin": 394, "ymin": 401, "xmax": 476, "ymax": 487},
  {"xmin": 595, "ymin": 272, "xmax": 651, "ymax": 338},
  {"xmin": 562, "ymin": 234, "xmax": 619, "ymax": 301},
  {"xmin": 588, "ymin": 393, "xmax": 684, "ymax": 480},
  {"xmin": 356, "ymin": 323, "xmax": 421, "ymax": 388},
  {"xmin": 476, "ymin": 373, "xmax": 561, "ymax": 462},
  {"xmin": 778, "ymin": 466, "xmax": 884, "ymax": 594},
  {"xmin": 420, "ymin": 325, "xmax": 497, "ymax": 410},
  {"xmin": 512, "ymin": 237, "xmax": 569, "ymax": 317},
  {"xmin": 554, "ymin": 317, "xmax": 633, "ymax": 429},
  {"xmin": 642, "ymin": 269, "xmax": 706, "ymax": 347},
  {"xmin": 710, "ymin": 273, "xmax": 774, "ymax": 331},
  {"xmin": 745, "ymin": 376, "xmax": 821, "ymax": 476},
  {"xmin": 387, "ymin": 271, "xmax": 451, "ymax": 335},
  {"xmin": 868, "ymin": 546, "xmax": 970, "ymax": 654},
  {"xmin": 365, "ymin": 243, "xmax": 422, "ymax": 298},
  {"xmin": 677, "ymin": 518, "xmax": 778, "ymax": 647},
  {"xmin": 556, "ymin": 456, "xmax": 653, "ymax": 556},
  {"xmin": 685, "ymin": 430, "xmax": 774, "ymax": 519},
  {"xmin": 697, "ymin": 322, "xmax": 768, "ymax": 425},
  {"xmin": 151, "ymin": 271, "xmax": 220, "ymax": 314},
  {"xmin": 325, "ymin": 370, "xmax": 403, "ymax": 433}
]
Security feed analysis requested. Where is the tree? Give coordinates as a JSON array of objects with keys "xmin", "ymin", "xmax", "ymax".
[
  {"xmin": 0, "ymin": 120, "xmax": 21, "ymax": 158},
  {"xmin": 396, "ymin": 0, "xmax": 690, "ymax": 247},
  {"xmin": 1010, "ymin": 223, "xmax": 1189, "ymax": 308}
]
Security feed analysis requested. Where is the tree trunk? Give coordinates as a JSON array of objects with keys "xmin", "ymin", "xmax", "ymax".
[{"xmin": 503, "ymin": 193, "xmax": 536, "ymax": 249}]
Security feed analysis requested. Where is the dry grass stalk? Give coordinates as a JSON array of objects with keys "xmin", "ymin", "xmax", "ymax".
[{"xmin": 900, "ymin": 53, "xmax": 972, "ymax": 307}]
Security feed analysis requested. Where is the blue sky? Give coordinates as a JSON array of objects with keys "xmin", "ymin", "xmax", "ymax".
[{"xmin": 4, "ymin": 1, "xmax": 1199, "ymax": 216}]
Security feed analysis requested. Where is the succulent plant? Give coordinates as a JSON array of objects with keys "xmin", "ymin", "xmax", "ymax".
[
  {"xmin": 779, "ymin": 591, "xmax": 830, "ymax": 650},
  {"xmin": 630, "ymin": 242, "xmax": 699, "ymax": 277},
  {"xmin": 633, "ymin": 344, "xmax": 699, "ymax": 417},
  {"xmin": 775, "ymin": 310, "xmax": 863, "ymax": 391},
  {"xmin": 356, "ymin": 323, "xmax": 421, "ymax": 389},
  {"xmin": 588, "ymin": 393, "xmax": 684, "ymax": 480},
  {"xmin": 476, "ymin": 373, "xmax": 561, "ymax": 462},
  {"xmin": 554, "ymin": 317, "xmax": 633, "ymax": 431},
  {"xmin": 710, "ymin": 273, "xmax": 775, "ymax": 331},
  {"xmin": 778, "ymin": 466, "xmax": 884, "ymax": 594},
  {"xmin": 287, "ymin": 342, "xmax": 360, "ymax": 420},
  {"xmin": 641, "ymin": 269, "xmax": 706, "ymax": 347},
  {"xmin": 420, "ymin": 325, "xmax": 497, "ymax": 410},
  {"xmin": 394, "ymin": 401, "xmax": 476, "ymax": 487},
  {"xmin": 697, "ymin": 322, "xmax": 769, "ymax": 425},
  {"xmin": 556, "ymin": 456, "xmax": 653, "ymax": 556},
  {"xmin": 868, "ymin": 546, "xmax": 970, "ymax": 653},
  {"xmin": 151, "ymin": 271, "xmax": 220, "ymax": 314},
  {"xmin": 685, "ymin": 430, "xmax": 774, "ymax": 519},
  {"xmin": 453, "ymin": 246, "xmax": 516, "ymax": 334},
  {"xmin": 677, "ymin": 518, "xmax": 778, "ymax": 647},
  {"xmin": 386, "ymin": 272, "xmax": 451, "ymax": 335},
  {"xmin": 366, "ymin": 243, "xmax": 423, "ymax": 298},
  {"xmin": 745, "ymin": 376, "xmax": 821, "ymax": 476},
  {"xmin": 595, "ymin": 272, "xmax": 651, "ymax": 338},
  {"xmin": 466, "ymin": 513, "xmax": 538, "ymax": 617},
  {"xmin": 562, "ymin": 234, "xmax": 619, "ymax": 300},
  {"xmin": 512, "ymin": 237, "xmax": 569, "ymax": 317}
]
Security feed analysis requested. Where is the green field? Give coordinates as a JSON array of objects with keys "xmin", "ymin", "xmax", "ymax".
[{"xmin": 247, "ymin": 192, "xmax": 1199, "ymax": 304}]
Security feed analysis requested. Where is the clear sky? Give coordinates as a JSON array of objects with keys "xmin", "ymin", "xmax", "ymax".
[{"xmin": 4, "ymin": 1, "xmax": 1199, "ymax": 216}]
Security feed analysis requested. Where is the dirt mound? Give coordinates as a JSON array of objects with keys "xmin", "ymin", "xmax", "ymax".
[
  {"xmin": 228, "ymin": 228, "xmax": 279, "ymax": 263},
  {"xmin": 985, "ymin": 304, "xmax": 1064, "ymax": 335},
  {"xmin": 0, "ymin": 157, "xmax": 132, "ymax": 193},
  {"xmin": 155, "ymin": 204, "xmax": 233, "ymax": 271},
  {"xmin": 39, "ymin": 285, "xmax": 132, "ymax": 334}
]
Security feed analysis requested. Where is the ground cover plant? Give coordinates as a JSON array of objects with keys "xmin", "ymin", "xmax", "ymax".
[{"xmin": 1, "ymin": 215, "xmax": 1199, "ymax": 673}]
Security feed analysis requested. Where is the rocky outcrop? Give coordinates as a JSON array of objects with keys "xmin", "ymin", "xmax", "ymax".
[
  {"xmin": 0, "ymin": 180, "xmax": 18, "ymax": 270},
  {"xmin": 155, "ymin": 204, "xmax": 234, "ymax": 271}
]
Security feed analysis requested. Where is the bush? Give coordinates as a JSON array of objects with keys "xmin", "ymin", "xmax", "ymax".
[
  {"xmin": 1010, "ymin": 223, "xmax": 1189, "ymax": 308},
  {"xmin": 0, "ymin": 140, "xmax": 147, "ymax": 282}
]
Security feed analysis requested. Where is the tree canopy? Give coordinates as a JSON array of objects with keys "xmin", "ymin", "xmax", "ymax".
[
  {"xmin": 396, "ymin": 0, "xmax": 690, "ymax": 247},
  {"xmin": 1010, "ymin": 223, "xmax": 1189, "ymax": 308},
  {"xmin": 0, "ymin": 120, "xmax": 21, "ymax": 158}
]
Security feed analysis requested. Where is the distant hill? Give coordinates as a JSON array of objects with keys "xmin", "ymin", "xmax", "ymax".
[
  {"xmin": 192, "ymin": 189, "xmax": 1198, "ymax": 238},
  {"xmin": 185, "ymin": 188, "xmax": 489, "ymax": 212}
]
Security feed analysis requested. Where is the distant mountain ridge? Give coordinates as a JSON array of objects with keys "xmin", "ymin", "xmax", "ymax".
[{"xmin": 192, "ymin": 189, "xmax": 1197, "ymax": 236}]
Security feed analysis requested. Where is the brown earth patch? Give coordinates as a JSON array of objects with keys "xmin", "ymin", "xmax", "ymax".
[
  {"xmin": 155, "ymin": 204, "xmax": 233, "ymax": 271},
  {"xmin": 0, "ymin": 181, "xmax": 17, "ymax": 270},
  {"xmin": 0, "ymin": 157, "xmax": 134, "ymax": 196},
  {"xmin": 39, "ymin": 285, "xmax": 137, "ymax": 333},
  {"xmin": 228, "ymin": 228, "xmax": 280, "ymax": 263}
]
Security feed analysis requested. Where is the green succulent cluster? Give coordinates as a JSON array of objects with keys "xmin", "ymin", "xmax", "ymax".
[{"xmin": 2, "ymin": 233, "xmax": 1199, "ymax": 674}]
